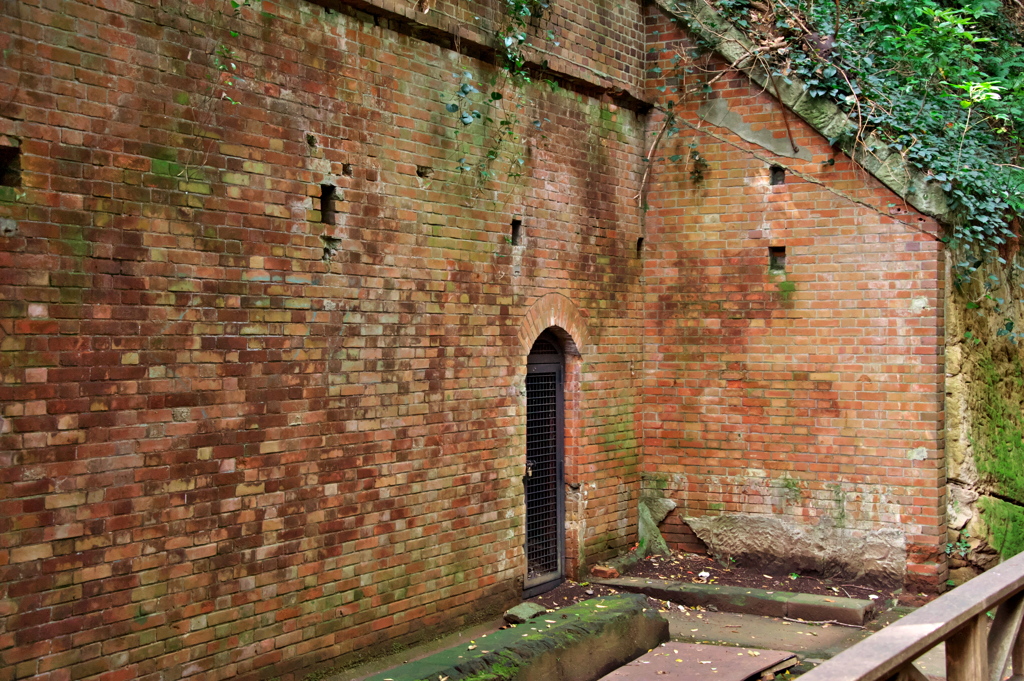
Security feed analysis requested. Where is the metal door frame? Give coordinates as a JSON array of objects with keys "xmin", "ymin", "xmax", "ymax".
[{"xmin": 523, "ymin": 332, "xmax": 565, "ymax": 597}]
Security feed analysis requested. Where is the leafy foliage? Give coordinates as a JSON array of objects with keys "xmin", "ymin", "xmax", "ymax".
[
  {"xmin": 442, "ymin": 0, "xmax": 554, "ymax": 194},
  {"xmin": 497, "ymin": 0, "xmax": 550, "ymax": 83},
  {"xmin": 709, "ymin": 0, "xmax": 1024, "ymax": 285}
]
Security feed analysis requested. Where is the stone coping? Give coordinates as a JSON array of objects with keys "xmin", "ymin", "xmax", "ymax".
[
  {"xmin": 363, "ymin": 592, "xmax": 669, "ymax": 681},
  {"xmin": 592, "ymin": 577, "xmax": 876, "ymax": 626}
]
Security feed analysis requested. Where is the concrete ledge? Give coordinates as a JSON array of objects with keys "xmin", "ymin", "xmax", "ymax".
[
  {"xmin": 593, "ymin": 577, "xmax": 875, "ymax": 626},
  {"xmin": 364, "ymin": 593, "xmax": 669, "ymax": 681}
]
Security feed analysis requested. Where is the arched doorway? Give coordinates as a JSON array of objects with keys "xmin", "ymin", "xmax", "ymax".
[{"xmin": 524, "ymin": 330, "xmax": 565, "ymax": 597}]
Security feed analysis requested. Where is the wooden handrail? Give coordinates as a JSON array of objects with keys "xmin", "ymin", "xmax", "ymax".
[{"xmin": 799, "ymin": 550, "xmax": 1024, "ymax": 681}]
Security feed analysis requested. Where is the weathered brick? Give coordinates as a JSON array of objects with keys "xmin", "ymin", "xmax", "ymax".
[{"xmin": 0, "ymin": 0, "xmax": 946, "ymax": 679}]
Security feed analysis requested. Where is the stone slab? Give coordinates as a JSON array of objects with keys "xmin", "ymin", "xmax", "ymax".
[
  {"xmin": 364, "ymin": 593, "xmax": 669, "ymax": 681},
  {"xmin": 593, "ymin": 577, "xmax": 875, "ymax": 625},
  {"xmin": 504, "ymin": 602, "xmax": 549, "ymax": 624},
  {"xmin": 599, "ymin": 642, "xmax": 797, "ymax": 681}
]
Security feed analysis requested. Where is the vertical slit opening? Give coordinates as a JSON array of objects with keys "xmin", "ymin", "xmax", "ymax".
[
  {"xmin": 510, "ymin": 218, "xmax": 522, "ymax": 246},
  {"xmin": 320, "ymin": 184, "xmax": 337, "ymax": 224},
  {"xmin": 0, "ymin": 147, "xmax": 21, "ymax": 188},
  {"xmin": 770, "ymin": 165, "xmax": 785, "ymax": 186},
  {"xmin": 769, "ymin": 246, "xmax": 787, "ymax": 272},
  {"xmin": 636, "ymin": 237, "xmax": 644, "ymax": 256}
]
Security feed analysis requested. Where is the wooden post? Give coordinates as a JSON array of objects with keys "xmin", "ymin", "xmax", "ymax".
[
  {"xmin": 892, "ymin": 663, "xmax": 930, "ymax": 681},
  {"xmin": 1013, "ymin": 621, "xmax": 1024, "ymax": 680},
  {"xmin": 947, "ymin": 614, "xmax": 989, "ymax": 681}
]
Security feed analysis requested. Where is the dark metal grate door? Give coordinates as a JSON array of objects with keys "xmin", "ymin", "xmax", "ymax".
[{"xmin": 526, "ymin": 370, "xmax": 561, "ymax": 584}]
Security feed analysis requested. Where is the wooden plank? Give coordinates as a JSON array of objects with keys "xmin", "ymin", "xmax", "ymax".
[
  {"xmin": 799, "ymin": 550, "xmax": 1024, "ymax": 681},
  {"xmin": 987, "ymin": 591, "xmax": 1024, "ymax": 681},
  {"xmin": 1011, "ymin": 620, "xmax": 1024, "ymax": 680},
  {"xmin": 891, "ymin": 662, "xmax": 930, "ymax": 681},
  {"xmin": 946, "ymin": 614, "xmax": 988, "ymax": 681}
]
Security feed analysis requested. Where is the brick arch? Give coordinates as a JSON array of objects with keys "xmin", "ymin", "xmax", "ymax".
[{"xmin": 519, "ymin": 293, "xmax": 590, "ymax": 355}]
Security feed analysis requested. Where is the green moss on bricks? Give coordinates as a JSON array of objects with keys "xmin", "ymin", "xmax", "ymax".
[
  {"xmin": 0, "ymin": 186, "xmax": 20, "ymax": 203},
  {"xmin": 976, "ymin": 355, "xmax": 1024, "ymax": 503},
  {"xmin": 978, "ymin": 496, "xmax": 1024, "ymax": 558},
  {"xmin": 150, "ymin": 159, "xmax": 184, "ymax": 178},
  {"xmin": 642, "ymin": 473, "xmax": 669, "ymax": 492},
  {"xmin": 777, "ymin": 280, "xmax": 796, "ymax": 300}
]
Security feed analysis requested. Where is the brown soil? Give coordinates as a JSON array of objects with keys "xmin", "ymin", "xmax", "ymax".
[
  {"xmin": 527, "ymin": 551, "xmax": 902, "ymax": 611},
  {"xmin": 624, "ymin": 552, "xmax": 898, "ymax": 603},
  {"xmin": 527, "ymin": 580, "xmax": 622, "ymax": 610}
]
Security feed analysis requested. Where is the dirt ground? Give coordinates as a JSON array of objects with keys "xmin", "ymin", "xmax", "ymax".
[{"xmin": 528, "ymin": 551, "xmax": 901, "ymax": 611}]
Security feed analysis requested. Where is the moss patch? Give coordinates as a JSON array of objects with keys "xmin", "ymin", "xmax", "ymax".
[
  {"xmin": 361, "ymin": 593, "xmax": 666, "ymax": 681},
  {"xmin": 777, "ymin": 280, "xmax": 796, "ymax": 300},
  {"xmin": 976, "ymin": 354, "xmax": 1024, "ymax": 503},
  {"xmin": 978, "ymin": 496, "xmax": 1024, "ymax": 559}
]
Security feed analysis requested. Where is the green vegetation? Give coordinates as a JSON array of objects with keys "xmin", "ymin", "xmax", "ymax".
[
  {"xmin": 976, "ymin": 354, "xmax": 1024, "ymax": 502},
  {"xmin": 780, "ymin": 476, "xmax": 801, "ymax": 501},
  {"xmin": 646, "ymin": 0, "xmax": 1024, "ymax": 335},
  {"xmin": 828, "ymin": 483, "xmax": 847, "ymax": 528},
  {"xmin": 707, "ymin": 0, "xmax": 1024, "ymax": 262},
  {"xmin": 946, "ymin": 531, "xmax": 971, "ymax": 558},
  {"xmin": 978, "ymin": 496, "xmax": 1024, "ymax": 558}
]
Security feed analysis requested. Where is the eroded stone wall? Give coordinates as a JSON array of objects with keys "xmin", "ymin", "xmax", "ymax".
[{"xmin": 945, "ymin": 255, "xmax": 1024, "ymax": 582}]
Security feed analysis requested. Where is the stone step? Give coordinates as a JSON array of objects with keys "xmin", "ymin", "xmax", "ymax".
[
  {"xmin": 593, "ymin": 577, "xmax": 875, "ymax": 626},
  {"xmin": 599, "ymin": 642, "xmax": 798, "ymax": 681},
  {"xmin": 363, "ymin": 593, "xmax": 669, "ymax": 681}
]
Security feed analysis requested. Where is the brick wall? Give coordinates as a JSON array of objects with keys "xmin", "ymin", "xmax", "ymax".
[
  {"xmin": 641, "ymin": 6, "xmax": 946, "ymax": 589},
  {"xmin": 0, "ymin": 0, "xmax": 953, "ymax": 678},
  {"xmin": 0, "ymin": 0, "xmax": 646, "ymax": 678}
]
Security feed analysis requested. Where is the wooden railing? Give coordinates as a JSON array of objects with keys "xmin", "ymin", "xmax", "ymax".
[{"xmin": 799, "ymin": 550, "xmax": 1024, "ymax": 681}]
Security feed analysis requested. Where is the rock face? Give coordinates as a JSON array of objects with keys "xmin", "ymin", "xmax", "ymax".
[
  {"xmin": 685, "ymin": 514, "xmax": 907, "ymax": 586},
  {"xmin": 639, "ymin": 496, "xmax": 677, "ymax": 557}
]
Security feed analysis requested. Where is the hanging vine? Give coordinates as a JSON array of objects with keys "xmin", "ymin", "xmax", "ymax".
[
  {"xmin": 650, "ymin": 0, "xmax": 1024, "ymax": 341},
  {"xmin": 442, "ymin": 0, "xmax": 553, "ymax": 199}
]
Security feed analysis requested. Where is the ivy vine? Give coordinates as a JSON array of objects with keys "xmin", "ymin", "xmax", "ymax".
[
  {"xmin": 442, "ymin": 0, "xmax": 553, "ymax": 196},
  {"xmin": 647, "ymin": 0, "xmax": 1024, "ymax": 341},
  {"xmin": 708, "ymin": 0, "xmax": 1024, "ymax": 294}
]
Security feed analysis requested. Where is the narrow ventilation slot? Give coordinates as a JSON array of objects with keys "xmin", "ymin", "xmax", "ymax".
[
  {"xmin": 0, "ymin": 147, "xmax": 21, "ymax": 188},
  {"xmin": 769, "ymin": 246, "xmax": 787, "ymax": 273},
  {"xmin": 510, "ymin": 218, "xmax": 522, "ymax": 245},
  {"xmin": 320, "ymin": 184, "xmax": 337, "ymax": 224}
]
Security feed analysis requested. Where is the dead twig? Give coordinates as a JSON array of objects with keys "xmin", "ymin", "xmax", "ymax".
[
  {"xmin": 636, "ymin": 112, "xmax": 675, "ymax": 205},
  {"xmin": 672, "ymin": 115, "xmax": 943, "ymax": 241},
  {"xmin": 783, "ymin": 617, "xmax": 865, "ymax": 629}
]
